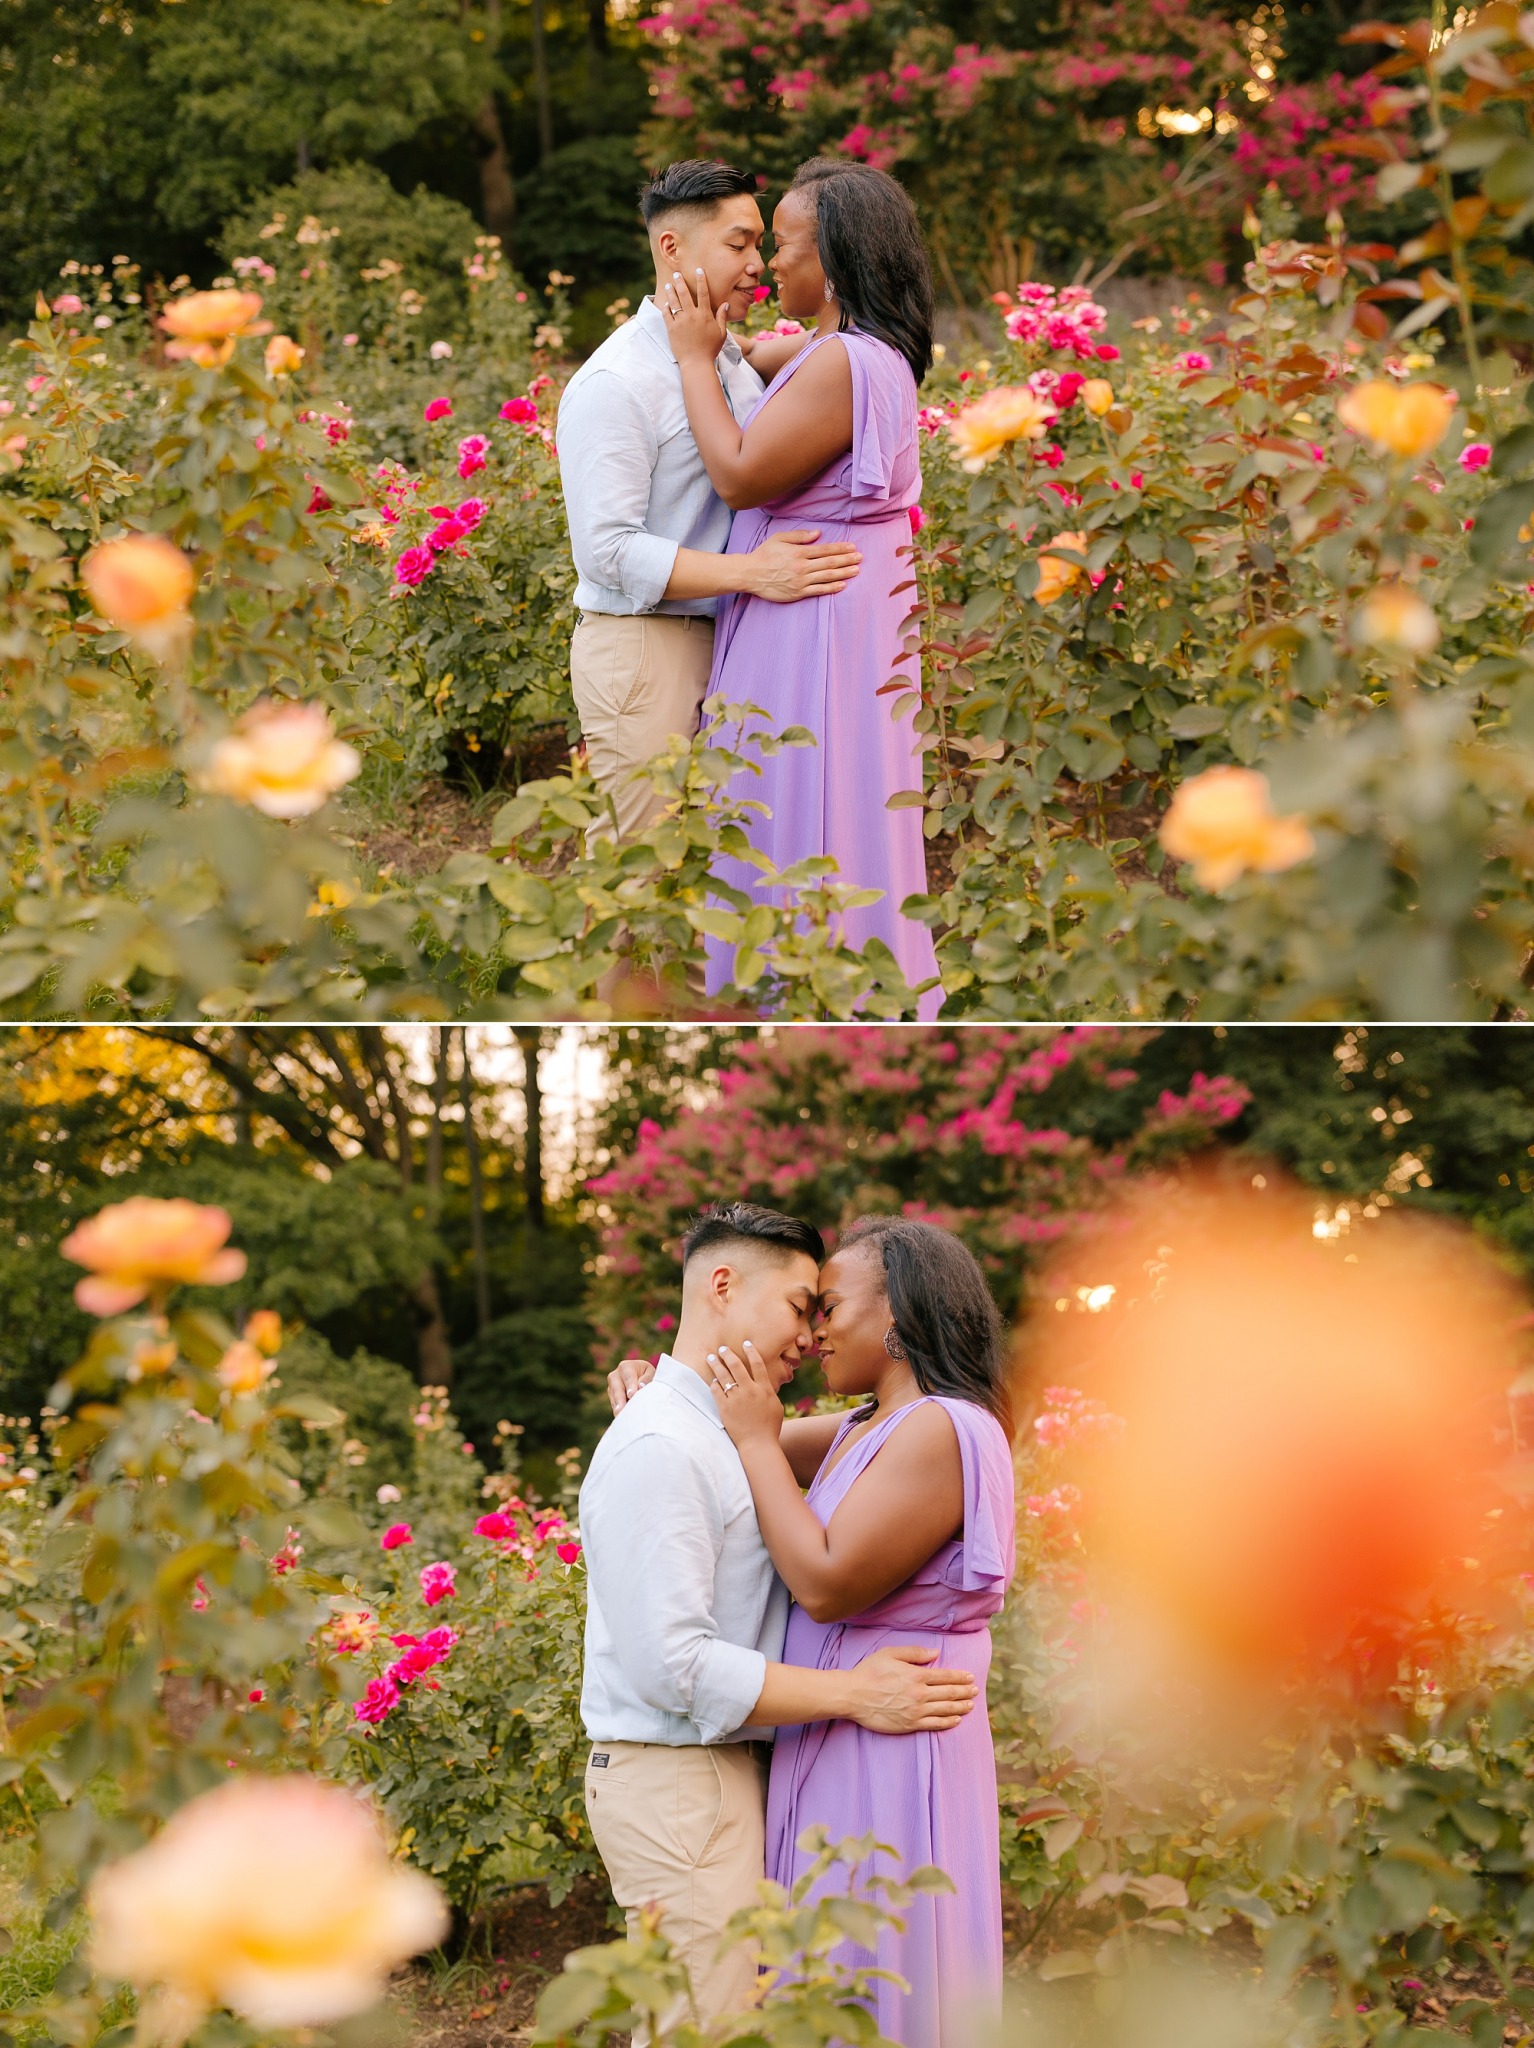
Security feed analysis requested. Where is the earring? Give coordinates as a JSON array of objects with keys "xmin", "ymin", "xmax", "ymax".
[
  {"xmin": 824, "ymin": 279, "xmax": 836, "ymax": 302},
  {"xmin": 884, "ymin": 1325, "xmax": 906, "ymax": 1361}
]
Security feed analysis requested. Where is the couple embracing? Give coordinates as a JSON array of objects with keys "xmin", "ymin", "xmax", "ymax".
[
  {"xmin": 557, "ymin": 158, "xmax": 942, "ymax": 1016},
  {"xmin": 578, "ymin": 1203, "xmax": 1016, "ymax": 2047}
]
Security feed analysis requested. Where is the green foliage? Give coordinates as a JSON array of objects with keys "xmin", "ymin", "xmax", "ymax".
[
  {"xmin": 451, "ymin": 1306, "xmax": 597, "ymax": 1463},
  {"xmin": 531, "ymin": 1828, "xmax": 949, "ymax": 2047},
  {"xmin": 267, "ymin": 1327, "xmax": 421, "ymax": 1507}
]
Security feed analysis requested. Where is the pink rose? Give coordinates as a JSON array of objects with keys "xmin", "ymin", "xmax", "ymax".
[
  {"xmin": 456, "ymin": 498, "xmax": 486, "ymax": 528},
  {"xmin": 908, "ymin": 504, "xmax": 925, "ymax": 532},
  {"xmin": 423, "ymin": 396, "xmax": 453, "ymax": 422},
  {"xmin": 1459, "ymin": 441, "xmax": 1492, "ymax": 471},
  {"xmin": 1177, "ymin": 351, "xmax": 1211, "ymax": 372},
  {"xmin": 306, "ymin": 486, "xmax": 331, "ymax": 514},
  {"xmin": 381, "ymin": 1522, "xmax": 413, "ymax": 1550},
  {"xmin": 474, "ymin": 1511, "xmax": 513, "ymax": 1540},
  {"xmin": 354, "ymin": 1676, "xmax": 399, "ymax": 1725},
  {"xmin": 500, "ymin": 396, "xmax": 538, "ymax": 424},
  {"xmin": 556, "ymin": 1540, "xmax": 582, "ymax": 1565},
  {"xmin": 427, "ymin": 517, "xmax": 468, "ymax": 553},
  {"xmin": 394, "ymin": 546, "xmax": 434, "ymax": 588},
  {"xmin": 53, "ymin": 293, "xmax": 84, "ymax": 316},
  {"xmin": 457, "ymin": 434, "xmax": 488, "ymax": 480},
  {"xmin": 753, "ymin": 284, "xmax": 772, "ymax": 302},
  {"xmin": 1094, "ymin": 344, "xmax": 1121, "ymax": 361},
  {"xmin": 419, "ymin": 1561, "xmax": 456, "ymax": 1607}
]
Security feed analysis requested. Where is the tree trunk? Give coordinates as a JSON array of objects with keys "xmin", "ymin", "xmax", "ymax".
[
  {"xmin": 426, "ymin": 1026, "xmax": 449, "ymax": 1200},
  {"xmin": 514, "ymin": 1026, "xmax": 546, "ymax": 1262},
  {"xmin": 585, "ymin": 0, "xmax": 606, "ymax": 125},
  {"xmin": 529, "ymin": 0, "xmax": 554, "ymax": 163},
  {"xmin": 457, "ymin": 1030, "xmax": 492, "ymax": 1337},
  {"xmin": 473, "ymin": 95, "xmax": 518, "ymax": 252},
  {"xmin": 411, "ymin": 1268, "xmax": 455, "ymax": 1389}
]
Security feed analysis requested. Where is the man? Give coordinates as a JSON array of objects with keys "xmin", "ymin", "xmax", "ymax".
[
  {"xmin": 578, "ymin": 1202, "xmax": 977, "ymax": 2036},
  {"xmin": 556, "ymin": 161, "xmax": 863, "ymax": 839}
]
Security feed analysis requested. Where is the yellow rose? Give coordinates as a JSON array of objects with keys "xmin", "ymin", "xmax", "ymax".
[
  {"xmin": 947, "ymin": 385, "xmax": 1057, "ymax": 472},
  {"xmin": 263, "ymin": 334, "xmax": 305, "ymax": 376},
  {"xmin": 1356, "ymin": 583, "xmax": 1440, "ymax": 655},
  {"xmin": 1034, "ymin": 530, "xmax": 1090, "ymax": 605},
  {"xmin": 1336, "ymin": 379, "xmax": 1453, "ymax": 458},
  {"xmin": 202, "ymin": 700, "xmax": 361, "ymax": 820},
  {"xmin": 159, "ymin": 289, "xmax": 270, "ymax": 369},
  {"xmin": 1159, "ymin": 765, "xmax": 1314, "ymax": 891},
  {"xmin": 61, "ymin": 1196, "xmax": 246, "ymax": 1316},
  {"xmin": 81, "ymin": 534, "xmax": 196, "ymax": 661},
  {"xmin": 1080, "ymin": 378, "xmax": 1115, "ymax": 417},
  {"xmin": 86, "ymin": 1775, "xmax": 447, "ymax": 2037}
]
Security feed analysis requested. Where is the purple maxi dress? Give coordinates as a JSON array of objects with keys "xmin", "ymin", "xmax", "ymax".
[
  {"xmin": 765, "ymin": 1397, "xmax": 1017, "ymax": 2048},
  {"xmin": 701, "ymin": 329, "xmax": 943, "ymax": 1018}
]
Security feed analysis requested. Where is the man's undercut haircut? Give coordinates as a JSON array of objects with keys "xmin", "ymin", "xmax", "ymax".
[
  {"xmin": 641, "ymin": 159, "xmax": 757, "ymax": 231},
  {"xmin": 680, "ymin": 1201, "xmax": 824, "ymax": 1273}
]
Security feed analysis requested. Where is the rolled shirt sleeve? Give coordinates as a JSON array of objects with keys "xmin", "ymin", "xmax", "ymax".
[
  {"xmin": 581, "ymin": 1433, "xmax": 767, "ymax": 1744},
  {"xmin": 556, "ymin": 370, "xmax": 679, "ymax": 613}
]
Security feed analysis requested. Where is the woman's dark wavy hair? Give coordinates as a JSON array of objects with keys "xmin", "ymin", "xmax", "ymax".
[
  {"xmin": 789, "ymin": 157, "xmax": 935, "ymax": 386},
  {"xmin": 839, "ymin": 1215, "xmax": 1013, "ymax": 1436}
]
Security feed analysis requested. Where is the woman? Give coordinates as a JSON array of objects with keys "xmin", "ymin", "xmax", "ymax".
[
  {"xmin": 658, "ymin": 159, "xmax": 943, "ymax": 1017},
  {"xmin": 702, "ymin": 1217, "xmax": 1015, "ymax": 2048}
]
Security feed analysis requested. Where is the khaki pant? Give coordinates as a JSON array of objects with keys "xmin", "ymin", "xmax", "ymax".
[
  {"xmin": 570, "ymin": 612, "xmax": 715, "ymax": 841},
  {"xmin": 583, "ymin": 1741, "xmax": 766, "ymax": 2043}
]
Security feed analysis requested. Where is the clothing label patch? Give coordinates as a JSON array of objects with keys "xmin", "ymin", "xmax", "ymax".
[{"xmin": 590, "ymin": 1752, "xmax": 609, "ymax": 1768}]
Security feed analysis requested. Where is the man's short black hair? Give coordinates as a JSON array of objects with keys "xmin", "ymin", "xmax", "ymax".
[
  {"xmin": 640, "ymin": 159, "xmax": 757, "ymax": 230},
  {"xmin": 680, "ymin": 1201, "xmax": 824, "ymax": 1271}
]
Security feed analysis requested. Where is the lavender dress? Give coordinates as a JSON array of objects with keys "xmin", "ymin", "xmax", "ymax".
[
  {"xmin": 702, "ymin": 329, "xmax": 942, "ymax": 1017},
  {"xmin": 765, "ymin": 1397, "xmax": 1016, "ymax": 2047}
]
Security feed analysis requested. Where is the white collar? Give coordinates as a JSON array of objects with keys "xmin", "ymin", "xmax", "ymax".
[
  {"xmin": 654, "ymin": 1352, "xmax": 724, "ymax": 1429},
  {"xmin": 637, "ymin": 292, "xmax": 744, "ymax": 368}
]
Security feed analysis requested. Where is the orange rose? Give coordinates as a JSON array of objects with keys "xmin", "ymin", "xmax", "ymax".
[
  {"xmin": 159, "ymin": 289, "xmax": 271, "ymax": 369},
  {"xmin": 1337, "ymin": 378, "xmax": 1453, "ymax": 458},
  {"xmin": 61, "ymin": 1196, "xmax": 247, "ymax": 1316},
  {"xmin": 1080, "ymin": 378, "xmax": 1114, "ymax": 417},
  {"xmin": 243, "ymin": 1309, "xmax": 284, "ymax": 1355},
  {"xmin": 80, "ymin": 535, "xmax": 196, "ymax": 662},
  {"xmin": 263, "ymin": 334, "xmax": 305, "ymax": 376},
  {"xmin": 1159, "ymin": 764, "xmax": 1313, "ymax": 890},
  {"xmin": 1034, "ymin": 530, "xmax": 1090, "ymax": 605}
]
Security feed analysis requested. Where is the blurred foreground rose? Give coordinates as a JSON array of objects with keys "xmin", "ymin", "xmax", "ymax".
[
  {"xmin": 948, "ymin": 385, "xmax": 1057, "ymax": 471},
  {"xmin": 1356, "ymin": 582, "xmax": 1440, "ymax": 655},
  {"xmin": 61, "ymin": 1196, "xmax": 246, "ymax": 1315},
  {"xmin": 1022, "ymin": 1170, "xmax": 1527, "ymax": 1694},
  {"xmin": 1159, "ymin": 765, "xmax": 1313, "ymax": 889},
  {"xmin": 1337, "ymin": 378, "xmax": 1453, "ymax": 458},
  {"xmin": 1080, "ymin": 377, "xmax": 1115, "ymax": 416},
  {"xmin": 86, "ymin": 1775, "xmax": 447, "ymax": 2044},
  {"xmin": 202, "ymin": 699, "xmax": 360, "ymax": 818},
  {"xmin": 159, "ymin": 289, "xmax": 270, "ymax": 369},
  {"xmin": 80, "ymin": 533, "xmax": 195, "ymax": 661}
]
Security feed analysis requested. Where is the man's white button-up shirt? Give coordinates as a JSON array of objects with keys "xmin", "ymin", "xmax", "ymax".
[
  {"xmin": 556, "ymin": 297, "xmax": 765, "ymax": 619},
  {"xmin": 578, "ymin": 1353, "xmax": 787, "ymax": 1745}
]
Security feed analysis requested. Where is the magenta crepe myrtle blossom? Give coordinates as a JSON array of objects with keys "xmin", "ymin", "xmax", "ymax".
[
  {"xmin": 394, "ymin": 546, "xmax": 434, "ymax": 588},
  {"xmin": 423, "ymin": 396, "xmax": 453, "ymax": 422},
  {"xmin": 380, "ymin": 1523, "xmax": 413, "ymax": 1551},
  {"xmin": 1460, "ymin": 441, "xmax": 1492, "ymax": 471},
  {"xmin": 419, "ymin": 1562, "xmax": 456, "ymax": 1606},
  {"xmin": 457, "ymin": 434, "xmax": 489, "ymax": 480}
]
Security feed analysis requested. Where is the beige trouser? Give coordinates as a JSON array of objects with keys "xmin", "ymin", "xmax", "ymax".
[
  {"xmin": 570, "ymin": 612, "xmax": 716, "ymax": 840},
  {"xmin": 584, "ymin": 1740, "xmax": 766, "ymax": 2043}
]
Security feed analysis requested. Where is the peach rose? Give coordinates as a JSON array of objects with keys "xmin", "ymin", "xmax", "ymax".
[
  {"xmin": 86, "ymin": 1775, "xmax": 447, "ymax": 2041},
  {"xmin": 948, "ymin": 385, "xmax": 1058, "ymax": 472},
  {"xmin": 1034, "ymin": 530, "xmax": 1090, "ymax": 605},
  {"xmin": 1080, "ymin": 378, "xmax": 1115, "ymax": 417},
  {"xmin": 1356, "ymin": 583, "xmax": 1440, "ymax": 655},
  {"xmin": 159, "ymin": 289, "xmax": 271, "ymax": 369},
  {"xmin": 81, "ymin": 534, "xmax": 196, "ymax": 661},
  {"xmin": 216, "ymin": 1341, "xmax": 273, "ymax": 1396},
  {"xmin": 202, "ymin": 700, "xmax": 360, "ymax": 819},
  {"xmin": 1159, "ymin": 765, "xmax": 1314, "ymax": 890},
  {"xmin": 243, "ymin": 1309, "xmax": 284, "ymax": 1355},
  {"xmin": 1337, "ymin": 379, "xmax": 1453, "ymax": 458},
  {"xmin": 264, "ymin": 334, "xmax": 305, "ymax": 376},
  {"xmin": 61, "ymin": 1196, "xmax": 246, "ymax": 1316}
]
